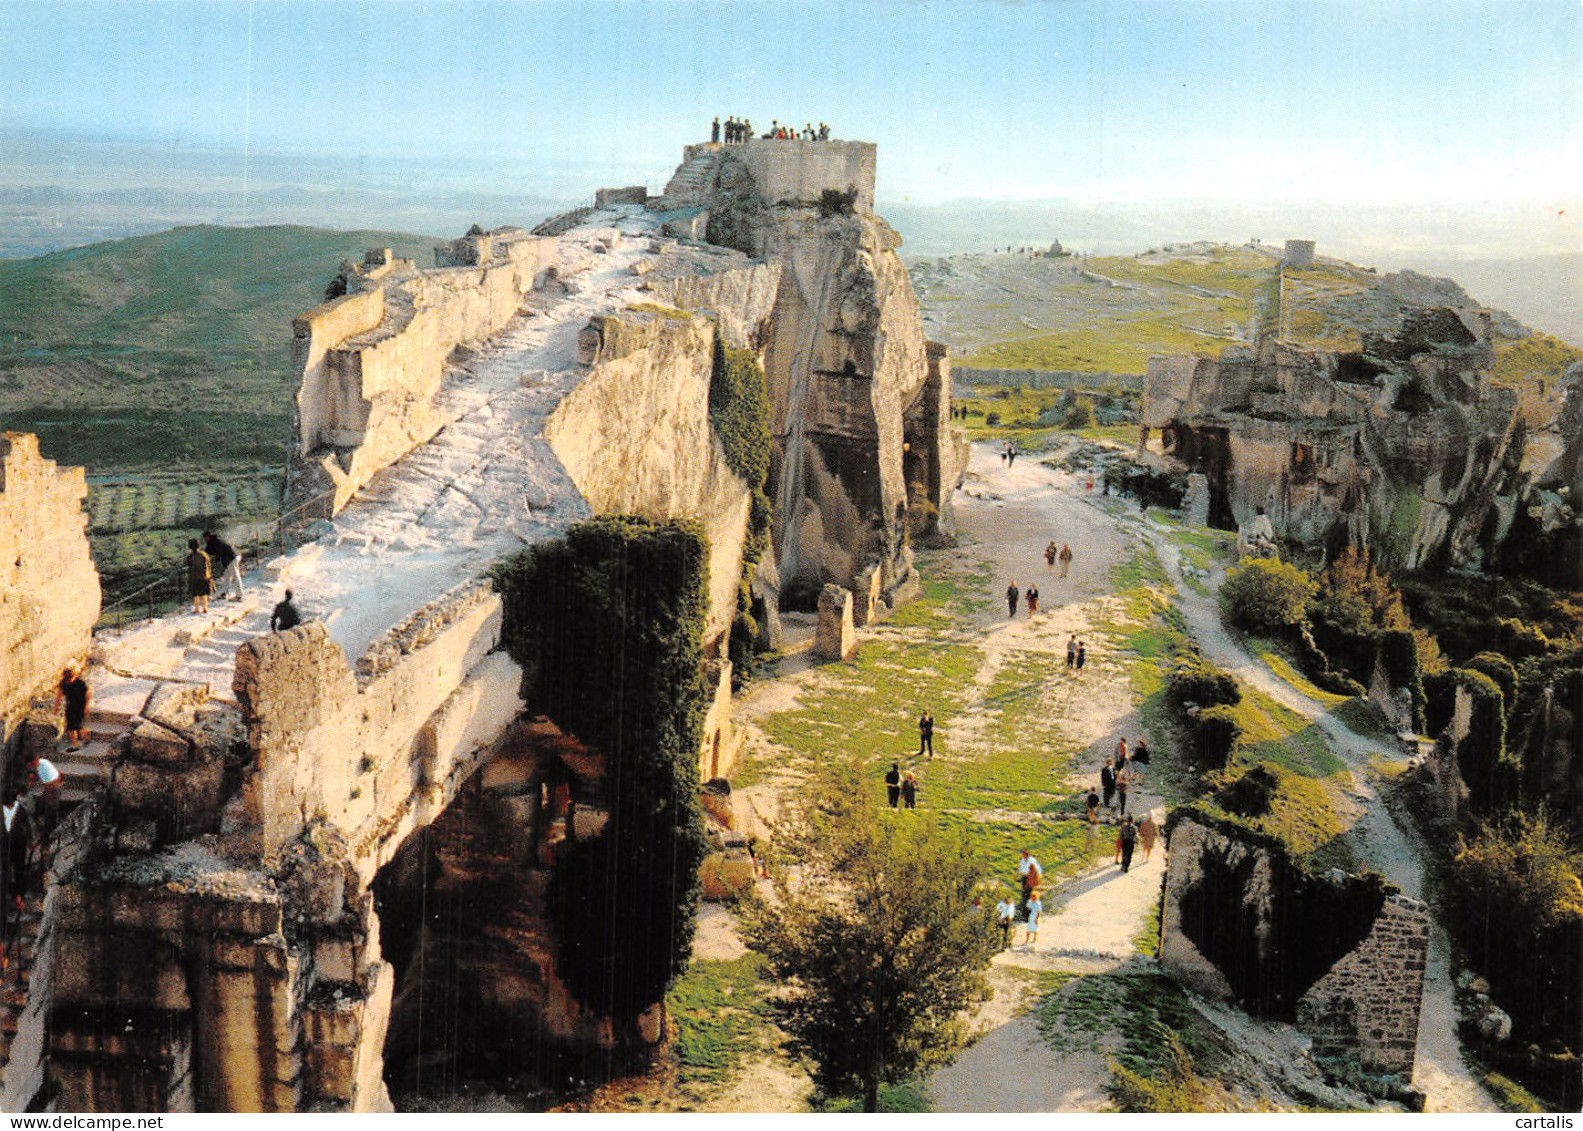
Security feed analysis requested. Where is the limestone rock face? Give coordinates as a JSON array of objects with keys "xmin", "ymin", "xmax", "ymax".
[
  {"xmin": 0, "ymin": 432, "xmax": 100, "ymax": 737},
  {"xmin": 1145, "ymin": 311, "xmax": 1525, "ymax": 570},
  {"xmin": 676, "ymin": 141, "xmax": 951, "ymax": 604},
  {"xmin": 814, "ymin": 584, "xmax": 856, "ymax": 661},
  {"xmin": 544, "ymin": 309, "xmax": 753, "ymax": 644}
]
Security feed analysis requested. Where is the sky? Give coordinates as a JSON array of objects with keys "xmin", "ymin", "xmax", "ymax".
[{"xmin": 0, "ymin": 1, "xmax": 1579, "ymax": 241}]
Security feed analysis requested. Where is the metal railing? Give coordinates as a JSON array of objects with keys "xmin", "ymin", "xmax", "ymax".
[{"xmin": 95, "ymin": 476, "xmax": 339, "ymax": 633}]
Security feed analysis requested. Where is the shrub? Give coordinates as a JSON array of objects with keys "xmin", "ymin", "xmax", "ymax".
[
  {"xmin": 1217, "ymin": 765, "xmax": 1279, "ymax": 818},
  {"xmin": 1450, "ymin": 814, "xmax": 1583, "ymax": 1066},
  {"xmin": 1495, "ymin": 616, "xmax": 1553, "ymax": 661},
  {"xmin": 817, "ymin": 187, "xmax": 859, "ymax": 217},
  {"xmin": 1063, "ymin": 397, "xmax": 1095, "ymax": 429},
  {"xmin": 984, "ymin": 411, "xmax": 1001, "ymax": 427},
  {"xmin": 1220, "ymin": 558, "xmax": 1317, "ymax": 633},
  {"xmin": 1466, "ymin": 651, "xmax": 1519, "ymax": 712},
  {"xmin": 1195, "ymin": 705, "xmax": 1243, "ymax": 769},
  {"xmin": 1168, "ymin": 658, "xmax": 1242, "ymax": 711}
]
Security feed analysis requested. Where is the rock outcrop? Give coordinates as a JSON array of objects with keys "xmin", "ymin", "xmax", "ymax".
[
  {"xmin": 655, "ymin": 140, "xmax": 960, "ymax": 605},
  {"xmin": 1145, "ymin": 309, "xmax": 1525, "ymax": 570}
]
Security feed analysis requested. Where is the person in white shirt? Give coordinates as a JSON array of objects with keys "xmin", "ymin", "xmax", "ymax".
[
  {"xmin": 995, "ymin": 896, "xmax": 1016, "ymax": 951},
  {"xmin": 1023, "ymin": 894, "xmax": 1043, "ymax": 949}
]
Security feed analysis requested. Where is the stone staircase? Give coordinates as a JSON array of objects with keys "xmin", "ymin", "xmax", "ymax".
[
  {"xmin": 651, "ymin": 148, "xmax": 721, "ymax": 212},
  {"xmin": 0, "ymin": 893, "xmax": 45, "ymax": 1093}
]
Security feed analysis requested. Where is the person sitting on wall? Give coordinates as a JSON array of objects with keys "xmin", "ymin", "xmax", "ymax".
[{"xmin": 271, "ymin": 589, "xmax": 302, "ymax": 632}]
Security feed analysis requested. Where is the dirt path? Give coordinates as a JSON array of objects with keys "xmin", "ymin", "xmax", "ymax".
[{"xmin": 1136, "ymin": 505, "xmax": 1497, "ymax": 1114}]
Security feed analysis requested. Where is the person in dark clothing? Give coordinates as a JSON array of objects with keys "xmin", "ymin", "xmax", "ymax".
[
  {"xmin": 204, "ymin": 529, "xmax": 244, "ymax": 600},
  {"xmin": 1006, "ymin": 582, "xmax": 1020, "ymax": 617},
  {"xmin": 271, "ymin": 589, "xmax": 302, "ymax": 632},
  {"xmin": 901, "ymin": 771, "xmax": 918, "ymax": 809},
  {"xmin": 1066, "ymin": 635, "xmax": 1077, "ymax": 668},
  {"xmin": 1101, "ymin": 757, "xmax": 1117, "ymax": 809},
  {"xmin": 1117, "ymin": 769, "xmax": 1130, "ymax": 817},
  {"xmin": 710, "ymin": 117, "xmax": 720, "ymax": 143},
  {"xmin": 1076, "ymin": 640, "xmax": 1087, "ymax": 670},
  {"xmin": 2, "ymin": 788, "xmax": 30, "ymax": 905},
  {"xmin": 1118, "ymin": 815, "xmax": 1138, "ymax": 872},
  {"xmin": 918, "ymin": 710, "xmax": 934, "ymax": 757},
  {"xmin": 185, "ymin": 538, "xmax": 212, "ymax": 614},
  {"xmin": 54, "ymin": 665, "xmax": 90, "ymax": 749},
  {"xmin": 885, "ymin": 761, "xmax": 901, "ymax": 808},
  {"xmin": 1026, "ymin": 583, "xmax": 1039, "ymax": 615}
]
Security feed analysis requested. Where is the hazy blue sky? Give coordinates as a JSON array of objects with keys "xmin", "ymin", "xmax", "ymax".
[{"xmin": 1, "ymin": 0, "xmax": 1579, "ymax": 213}]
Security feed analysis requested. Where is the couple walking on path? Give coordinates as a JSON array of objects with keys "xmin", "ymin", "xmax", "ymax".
[{"xmin": 1043, "ymin": 541, "xmax": 1073, "ymax": 577}]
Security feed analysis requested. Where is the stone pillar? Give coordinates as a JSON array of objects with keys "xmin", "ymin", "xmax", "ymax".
[
  {"xmin": 1182, "ymin": 473, "xmax": 1210, "ymax": 528},
  {"xmin": 814, "ymin": 585, "xmax": 856, "ymax": 661},
  {"xmin": 852, "ymin": 563, "xmax": 883, "ymax": 628}
]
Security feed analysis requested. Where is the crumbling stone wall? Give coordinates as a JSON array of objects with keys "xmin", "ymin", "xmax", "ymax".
[
  {"xmin": 684, "ymin": 139, "xmax": 876, "ymax": 214},
  {"xmin": 0, "ymin": 432, "xmax": 99, "ymax": 749},
  {"xmin": 1160, "ymin": 814, "xmax": 1429, "ymax": 1080},
  {"xmin": 290, "ymin": 230, "xmax": 558, "ymax": 516},
  {"xmin": 229, "ymin": 580, "xmax": 523, "ymax": 883}
]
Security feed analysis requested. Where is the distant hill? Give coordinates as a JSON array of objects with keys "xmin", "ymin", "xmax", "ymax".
[
  {"xmin": 911, "ymin": 243, "xmax": 1581, "ymax": 431},
  {"xmin": 0, "ymin": 224, "xmax": 442, "ymax": 469}
]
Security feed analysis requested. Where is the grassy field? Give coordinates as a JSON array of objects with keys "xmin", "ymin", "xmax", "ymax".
[{"xmin": 0, "ymin": 224, "xmax": 440, "ymax": 470}]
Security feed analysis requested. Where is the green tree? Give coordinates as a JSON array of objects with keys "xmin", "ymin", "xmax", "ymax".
[
  {"xmin": 1220, "ymin": 557, "xmax": 1317, "ymax": 633},
  {"xmin": 739, "ymin": 760, "xmax": 996, "ymax": 1111}
]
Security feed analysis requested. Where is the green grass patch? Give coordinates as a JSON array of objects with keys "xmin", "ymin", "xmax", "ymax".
[
  {"xmin": 668, "ymin": 952, "xmax": 778, "ymax": 1093},
  {"xmin": 1480, "ymin": 1070, "xmax": 1546, "ymax": 1114},
  {"xmin": 814, "ymin": 1081, "xmax": 933, "ymax": 1113},
  {"xmin": 1035, "ymin": 970, "xmax": 1224, "ymax": 1080}
]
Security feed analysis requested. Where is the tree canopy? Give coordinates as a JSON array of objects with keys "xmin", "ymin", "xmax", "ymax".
[{"xmin": 739, "ymin": 760, "xmax": 996, "ymax": 1111}]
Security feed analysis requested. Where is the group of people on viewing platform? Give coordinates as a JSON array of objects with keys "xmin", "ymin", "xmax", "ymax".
[{"xmin": 711, "ymin": 117, "xmax": 831, "ymax": 143}]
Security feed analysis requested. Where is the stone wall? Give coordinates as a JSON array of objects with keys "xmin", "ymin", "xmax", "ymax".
[
  {"xmin": 290, "ymin": 230, "xmax": 558, "ymax": 516},
  {"xmin": 545, "ymin": 309, "xmax": 752, "ymax": 645},
  {"xmin": 1296, "ymin": 893, "xmax": 1430, "ymax": 1076},
  {"xmin": 684, "ymin": 139, "xmax": 876, "ymax": 214},
  {"xmin": 229, "ymin": 580, "xmax": 524, "ymax": 884},
  {"xmin": 0, "ymin": 433, "xmax": 100, "ymax": 745},
  {"xmin": 1160, "ymin": 815, "xmax": 1429, "ymax": 1080}
]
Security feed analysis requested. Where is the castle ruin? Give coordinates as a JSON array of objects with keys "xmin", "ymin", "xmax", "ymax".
[{"xmin": 0, "ymin": 139, "xmax": 960, "ymax": 1111}]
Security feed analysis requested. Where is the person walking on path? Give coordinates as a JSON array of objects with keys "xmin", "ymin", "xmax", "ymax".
[
  {"xmin": 995, "ymin": 894, "xmax": 1016, "ymax": 951},
  {"xmin": 1026, "ymin": 583, "xmax": 1039, "ymax": 615},
  {"xmin": 271, "ymin": 590, "xmax": 302, "ymax": 632},
  {"xmin": 1138, "ymin": 811, "xmax": 1160, "ymax": 863},
  {"xmin": 54, "ymin": 665, "xmax": 90, "ymax": 750},
  {"xmin": 1116, "ymin": 768, "xmax": 1130, "ymax": 817},
  {"xmin": 885, "ymin": 761, "xmax": 901, "ymax": 809},
  {"xmin": 1006, "ymin": 582, "xmax": 1020, "ymax": 617},
  {"xmin": 917, "ymin": 710, "xmax": 934, "ymax": 757},
  {"xmin": 185, "ymin": 538, "xmax": 212, "ymax": 615},
  {"xmin": 901, "ymin": 771, "xmax": 918, "ymax": 810},
  {"xmin": 1075, "ymin": 640, "xmax": 1087, "ymax": 670},
  {"xmin": 1045, "ymin": 541, "xmax": 1057, "ymax": 571},
  {"xmin": 26, "ymin": 755, "xmax": 61, "ymax": 845},
  {"xmin": 1101, "ymin": 757, "xmax": 1117, "ymax": 809},
  {"xmin": 1022, "ymin": 893, "xmax": 1042, "ymax": 949},
  {"xmin": 1085, "ymin": 785, "xmax": 1100, "ymax": 825},
  {"xmin": 204, "ymin": 530, "xmax": 244, "ymax": 601},
  {"xmin": 1066, "ymin": 635, "xmax": 1077, "ymax": 669},
  {"xmin": 1118, "ymin": 815, "xmax": 1138, "ymax": 873},
  {"xmin": 1058, "ymin": 543, "xmax": 1073, "ymax": 578},
  {"xmin": 2, "ymin": 788, "xmax": 30, "ymax": 904},
  {"xmin": 1016, "ymin": 849, "xmax": 1043, "ymax": 913}
]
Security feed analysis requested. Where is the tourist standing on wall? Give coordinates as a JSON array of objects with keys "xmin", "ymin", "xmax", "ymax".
[
  {"xmin": 710, "ymin": 117, "xmax": 720, "ymax": 143},
  {"xmin": 204, "ymin": 530, "xmax": 244, "ymax": 601},
  {"xmin": 54, "ymin": 664, "xmax": 90, "ymax": 751},
  {"xmin": 885, "ymin": 761, "xmax": 901, "ymax": 809},
  {"xmin": 917, "ymin": 710, "xmax": 934, "ymax": 757},
  {"xmin": 186, "ymin": 539, "xmax": 212, "ymax": 614}
]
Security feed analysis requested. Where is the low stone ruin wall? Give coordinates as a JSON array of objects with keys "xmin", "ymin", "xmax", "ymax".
[
  {"xmin": 0, "ymin": 432, "xmax": 99, "ymax": 747},
  {"xmin": 230, "ymin": 579, "xmax": 524, "ymax": 883},
  {"xmin": 291, "ymin": 233, "xmax": 558, "ymax": 515},
  {"xmin": 1160, "ymin": 813, "xmax": 1428, "ymax": 1079}
]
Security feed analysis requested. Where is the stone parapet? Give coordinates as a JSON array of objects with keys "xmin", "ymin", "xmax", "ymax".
[{"xmin": 0, "ymin": 433, "xmax": 100, "ymax": 744}]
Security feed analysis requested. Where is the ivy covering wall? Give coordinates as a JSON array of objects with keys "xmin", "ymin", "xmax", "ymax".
[
  {"xmin": 709, "ymin": 336, "xmax": 773, "ymax": 687},
  {"xmin": 491, "ymin": 515, "xmax": 711, "ymax": 1026}
]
